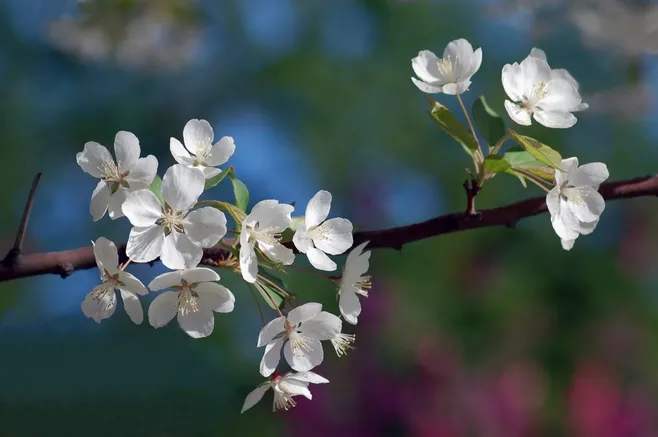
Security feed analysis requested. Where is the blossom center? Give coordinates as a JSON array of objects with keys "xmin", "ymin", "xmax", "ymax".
[
  {"xmin": 90, "ymin": 283, "xmax": 115, "ymax": 312},
  {"xmin": 158, "ymin": 205, "xmax": 186, "ymax": 235},
  {"xmin": 436, "ymin": 57, "xmax": 455, "ymax": 82},
  {"xmin": 249, "ymin": 226, "xmax": 281, "ymax": 245},
  {"xmin": 522, "ymin": 81, "xmax": 548, "ymax": 110},
  {"xmin": 331, "ymin": 333, "xmax": 355, "ymax": 357},
  {"xmin": 99, "ymin": 160, "xmax": 129, "ymax": 190},
  {"xmin": 178, "ymin": 281, "xmax": 200, "ymax": 316},
  {"xmin": 285, "ymin": 323, "xmax": 312, "ymax": 354},
  {"xmin": 273, "ymin": 384, "xmax": 297, "ymax": 411}
]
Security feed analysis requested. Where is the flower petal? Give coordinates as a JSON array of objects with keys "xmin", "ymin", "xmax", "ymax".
[
  {"xmin": 501, "ymin": 62, "xmax": 524, "ymax": 102},
  {"xmin": 504, "ymin": 100, "xmax": 532, "ymax": 126},
  {"xmin": 107, "ymin": 189, "xmax": 127, "ymax": 220},
  {"xmin": 206, "ymin": 136, "xmax": 235, "ymax": 166},
  {"xmin": 177, "ymin": 307, "xmax": 214, "ymax": 338},
  {"xmin": 183, "ymin": 118, "xmax": 214, "ymax": 156},
  {"xmin": 283, "ymin": 337, "xmax": 324, "ymax": 372},
  {"xmin": 185, "ymin": 207, "xmax": 227, "ymax": 248},
  {"xmin": 339, "ymin": 288, "xmax": 362, "ymax": 325},
  {"xmin": 148, "ymin": 271, "xmax": 183, "ymax": 291},
  {"xmin": 90, "ymin": 180, "xmax": 110, "ymax": 222},
  {"xmin": 93, "ymin": 237, "xmax": 119, "ymax": 273},
  {"xmin": 533, "ymin": 109, "xmax": 577, "ymax": 129},
  {"xmin": 257, "ymin": 316, "xmax": 286, "ymax": 347},
  {"xmin": 306, "ymin": 247, "xmax": 337, "ymax": 271},
  {"xmin": 241, "ymin": 384, "xmax": 271, "ymax": 413},
  {"xmin": 570, "ymin": 162, "xmax": 609, "ymax": 188},
  {"xmin": 411, "ymin": 49, "xmax": 442, "ymax": 84},
  {"xmin": 342, "ymin": 241, "xmax": 370, "ymax": 283},
  {"xmin": 260, "ymin": 338, "xmax": 284, "ymax": 377},
  {"xmin": 120, "ymin": 290, "xmax": 143, "ymax": 324},
  {"xmin": 76, "ymin": 142, "xmax": 113, "ymax": 178},
  {"xmin": 239, "ymin": 237, "xmax": 258, "ymax": 283},
  {"xmin": 301, "ymin": 311, "xmax": 342, "ymax": 341},
  {"xmin": 286, "ymin": 371, "xmax": 329, "ymax": 384},
  {"xmin": 162, "ymin": 164, "xmax": 205, "ymax": 211},
  {"xmin": 250, "ymin": 199, "xmax": 294, "ymax": 230},
  {"xmin": 277, "ymin": 379, "xmax": 312, "ymax": 399},
  {"xmin": 411, "ymin": 77, "xmax": 443, "ymax": 94},
  {"xmin": 195, "ymin": 282, "xmax": 235, "ymax": 313},
  {"xmin": 122, "ymin": 190, "xmax": 162, "ymax": 227},
  {"xmin": 312, "ymin": 218, "xmax": 353, "ymax": 255},
  {"xmin": 292, "ymin": 227, "xmax": 313, "ymax": 253},
  {"xmin": 160, "ymin": 232, "xmax": 203, "ymax": 270},
  {"xmin": 170, "ymin": 137, "xmax": 194, "ymax": 164},
  {"xmin": 305, "ymin": 190, "xmax": 332, "ymax": 229},
  {"xmin": 81, "ymin": 288, "xmax": 116, "ymax": 323},
  {"xmin": 287, "ymin": 302, "xmax": 323, "ymax": 325},
  {"xmin": 126, "ymin": 225, "xmax": 164, "ymax": 263},
  {"xmin": 182, "ymin": 267, "xmax": 220, "ymax": 284},
  {"xmin": 125, "ymin": 155, "xmax": 158, "ymax": 189},
  {"xmin": 561, "ymin": 238, "xmax": 576, "ymax": 251},
  {"xmin": 148, "ymin": 291, "xmax": 179, "ymax": 328},
  {"xmin": 202, "ymin": 166, "xmax": 221, "ymax": 179},
  {"xmin": 258, "ymin": 241, "xmax": 295, "ymax": 266},
  {"xmin": 565, "ymin": 187, "xmax": 605, "ymax": 222},
  {"xmin": 117, "ymin": 271, "xmax": 148, "ymax": 295},
  {"xmin": 114, "ymin": 130, "xmax": 140, "ymax": 172}
]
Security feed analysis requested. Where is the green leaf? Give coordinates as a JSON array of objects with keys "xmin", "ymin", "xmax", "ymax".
[
  {"xmin": 149, "ymin": 176, "xmax": 163, "ymax": 202},
  {"xmin": 501, "ymin": 150, "xmax": 555, "ymax": 187},
  {"xmin": 254, "ymin": 271, "xmax": 291, "ymax": 310},
  {"xmin": 473, "ymin": 96, "xmax": 505, "ymax": 146},
  {"xmin": 430, "ymin": 100, "xmax": 478, "ymax": 156},
  {"xmin": 508, "ymin": 130, "xmax": 562, "ymax": 168},
  {"xmin": 230, "ymin": 176, "xmax": 249, "ymax": 211},
  {"xmin": 204, "ymin": 167, "xmax": 233, "ymax": 190},
  {"xmin": 483, "ymin": 156, "xmax": 510, "ymax": 174}
]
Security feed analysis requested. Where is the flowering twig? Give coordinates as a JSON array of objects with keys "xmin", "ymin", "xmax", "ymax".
[{"xmin": 1, "ymin": 174, "xmax": 656, "ymax": 282}]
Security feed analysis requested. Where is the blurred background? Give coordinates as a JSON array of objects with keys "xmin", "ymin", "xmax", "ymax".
[{"xmin": 1, "ymin": 0, "xmax": 658, "ymax": 435}]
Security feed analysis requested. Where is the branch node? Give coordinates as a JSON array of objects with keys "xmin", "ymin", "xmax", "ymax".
[
  {"xmin": 463, "ymin": 179, "xmax": 481, "ymax": 216},
  {"xmin": 59, "ymin": 263, "xmax": 75, "ymax": 278},
  {"xmin": 2, "ymin": 173, "xmax": 42, "ymax": 266}
]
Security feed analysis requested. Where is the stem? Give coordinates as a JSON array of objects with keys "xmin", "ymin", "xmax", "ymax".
[
  {"xmin": 490, "ymin": 133, "xmax": 511, "ymax": 156},
  {"xmin": 456, "ymin": 94, "xmax": 484, "ymax": 162},
  {"xmin": 515, "ymin": 169, "xmax": 552, "ymax": 192}
]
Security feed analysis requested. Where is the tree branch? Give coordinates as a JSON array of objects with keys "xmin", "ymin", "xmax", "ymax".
[{"xmin": 0, "ymin": 174, "xmax": 656, "ymax": 282}]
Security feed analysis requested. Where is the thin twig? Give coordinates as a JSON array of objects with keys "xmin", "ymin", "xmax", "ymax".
[
  {"xmin": 463, "ymin": 179, "xmax": 481, "ymax": 215},
  {"xmin": 3, "ymin": 172, "xmax": 42, "ymax": 265}
]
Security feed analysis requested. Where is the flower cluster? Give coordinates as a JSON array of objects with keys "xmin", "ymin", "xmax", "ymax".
[
  {"xmin": 77, "ymin": 118, "xmax": 372, "ymax": 413},
  {"xmin": 412, "ymin": 39, "xmax": 608, "ymax": 250}
]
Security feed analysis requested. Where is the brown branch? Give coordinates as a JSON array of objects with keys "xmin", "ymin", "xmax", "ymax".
[
  {"xmin": 0, "ymin": 174, "xmax": 657, "ymax": 282},
  {"xmin": 2, "ymin": 173, "xmax": 42, "ymax": 266}
]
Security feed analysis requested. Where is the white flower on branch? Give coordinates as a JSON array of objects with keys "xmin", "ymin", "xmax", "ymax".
[
  {"xmin": 147, "ymin": 267, "xmax": 235, "ymax": 338},
  {"xmin": 502, "ymin": 48, "xmax": 588, "ymax": 128},
  {"xmin": 411, "ymin": 38, "xmax": 482, "ymax": 95},
  {"xmin": 241, "ymin": 371, "xmax": 329, "ymax": 413},
  {"xmin": 338, "ymin": 241, "xmax": 372, "ymax": 325},
  {"xmin": 293, "ymin": 190, "xmax": 353, "ymax": 271},
  {"xmin": 81, "ymin": 237, "xmax": 148, "ymax": 324},
  {"xmin": 546, "ymin": 157, "xmax": 609, "ymax": 250},
  {"xmin": 76, "ymin": 131, "xmax": 158, "ymax": 221},
  {"xmin": 122, "ymin": 164, "xmax": 227, "ymax": 270},
  {"xmin": 240, "ymin": 200, "xmax": 295, "ymax": 283},
  {"xmin": 170, "ymin": 118, "xmax": 235, "ymax": 179},
  {"xmin": 257, "ymin": 303, "xmax": 347, "ymax": 377}
]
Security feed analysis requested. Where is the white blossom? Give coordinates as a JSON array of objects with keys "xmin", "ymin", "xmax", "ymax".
[
  {"xmin": 411, "ymin": 38, "xmax": 482, "ymax": 95},
  {"xmin": 148, "ymin": 267, "xmax": 235, "ymax": 338},
  {"xmin": 546, "ymin": 157, "xmax": 609, "ymax": 250},
  {"xmin": 338, "ymin": 241, "xmax": 372, "ymax": 325},
  {"xmin": 502, "ymin": 48, "xmax": 588, "ymax": 128},
  {"xmin": 170, "ymin": 118, "xmax": 235, "ymax": 179},
  {"xmin": 292, "ymin": 190, "xmax": 353, "ymax": 271},
  {"xmin": 241, "ymin": 371, "xmax": 329, "ymax": 413},
  {"xmin": 81, "ymin": 237, "xmax": 147, "ymax": 324},
  {"xmin": 257, "ymin": 303, "xmax": 347, "ymax": 377},
  {"xmin": 76, "ymin": 131, "xmax": 158, "ymax": 221},
  {"xmin": 240, "ymin": 200, "xmax": 295, "ymax": 283},
  {"xmin": 122, "ymin": 164, "xmax": 227, "ymax": 270}
]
